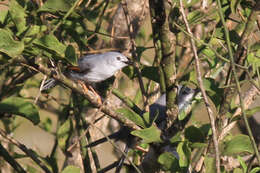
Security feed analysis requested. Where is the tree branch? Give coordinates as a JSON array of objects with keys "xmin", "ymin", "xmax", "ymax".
[
  {"xmin": 0, "ymin": 128, "xmax": 52, "ymax": 173},
  {"xmin": 179, "ymin": 1, "xmax": 221, "ymax": 172}
]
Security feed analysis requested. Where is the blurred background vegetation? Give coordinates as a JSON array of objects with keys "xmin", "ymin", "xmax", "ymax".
[{"xmin": 0, "ymin": 0, "xmax": 260, "ymax": 173}]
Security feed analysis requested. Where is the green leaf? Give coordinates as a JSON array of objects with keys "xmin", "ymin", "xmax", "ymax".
[
  {"xmin": 61, "ymin": 165, "xmax": 80, "ymax": 173},
  {"xmin": 0, "ymin": 9, "xmax": 8, "ymax": 24},
  {"xmin": 177, "ymin": 141, "xmax": 190, "ymax": 168},
  {"xmin": 250, "ymin": 167, "xmax": 260, "ymax": 173},
  {"xmin": 169, "ymin": 132, "xmax": 182, "ymax": 144},
  {"xmin": 65, "ymin": 45, "xmax": 77, "ymax": 66},
  {"xmin": 178, "ymin": 109, "xmax": 187, "ymax": 120},
  {"xmin": 190, "ymin": 142, "xmax": 207, "ymax": 148},
  {"xmin": 233, "ymin": 168, "xmax": 243, "ymax": 173},
  {"xmin": 41, "ymin": 118, "xmax": 52, "ymax": 132},
  {"xmin": 122, "ymin": 66, "xmax": 135, "ymax": 79},
  {"xmin": 34, "ymin": 34, "xmax": 66, "ymax": 57},
  {"xmin": 158, "ymin": 152, "xmax": 179, "ymax": 171},
  {"xmin": 26, "ymin": 25, "xmax": 48, "ymax": 37},
  {"xmin": 230, "ymin": 0, "xmax": 242, "ymax": 14},
  {"xmin": 199, "ymin": 124, "xmax": 212, "ymax": 136},
  {"xmin": 250, "ymin": 42, "xmax": 260, "ymax": 51},
  {"xmin": 187, "ymin": 10, "xmax": 204, "ymax": 24},
  {"xmin": 237, "ymin": 155, "xmax": 247, "ymax": 173},
  {"xmin": 9, "ymin": 0, "xmax": 27, "ymax": 35},
  {"xmin": 116, "ymin": 108, "xmax": 147, "ymax": 128},
  {"xmin": 247, "ymin": 53, "xmax": 260, "ymax": 66},
  {"xmin": 142, "ymin": 112, "xmax": 152, "ymax": 126},
  {"xmin": 201, "ymin": 47, "xmax": 217, "ymax": 68},
  {"xmin": 0, "ymin": 97, "xmax": 39, "ymax": 125},
  {"xmin": 57, "ymin": 119, "xmax": 73, "ymax": 151},
  {"xmin": 222, "ymin": 134, "xmax": 254, "ymax": 156},
  {"xmin": 245, "ymin": 106, "xmax": 260, "ymax": 117},
  {"xmin": 26, "ymin": 165, "xmax": 38, "ymax": 173},
  {"xmin": 0, "ymin": 29, "xmax": 24, "ymax": 57},
  {"xmin": 131, "ymin": 125, "xmax": 162, "ymax": 143},
  {"xmin": 247, "ymin": 53, "xmax": 260, "ymax": 74},
  {"xmin": 203, "ymin": 78, "xmax": 223, "ymax": 106},
  {"xmin": 184, "ymin": 126, "xmax": 205, "ymax": 143},
  {"xmin": 38, "ymin": 0, "xmax": 75, "ymax": 13},
  {"xmin": 204, "ymin": 156, "xmax": 217, "ymax": 173}
]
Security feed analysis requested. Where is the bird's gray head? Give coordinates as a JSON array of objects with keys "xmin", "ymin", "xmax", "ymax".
[{"xmin": 105, "ymin": 52, "xmax": 131, "ymax": 70}]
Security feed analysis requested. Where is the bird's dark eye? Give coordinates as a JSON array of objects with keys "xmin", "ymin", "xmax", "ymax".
[{"xmin": 116, "ymin": 56, "xmax": 121, "ymax": 61}]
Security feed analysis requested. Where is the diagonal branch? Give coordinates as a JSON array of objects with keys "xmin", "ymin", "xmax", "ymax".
[
  {"xmin": 121, "ymin": 0, "xmax": 147, "ymax": 107},
  {"xmin": 0, "ymin": 128, "xmax": 52, "ymax": 173},
  {"xmin": 179, "ymin": 1, "xmax": 221, "ymax": 173},
  {"xmin": 0, "ymin": 143, "xmax": 26, "ymax": 173},
  {"xmin": 14, "ymin": 57, "xmax": 140, "ymax": 131}
]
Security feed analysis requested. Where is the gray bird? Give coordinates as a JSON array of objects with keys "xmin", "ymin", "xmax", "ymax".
[
  {"xmin": 149, "ymin": 85, "xmax": 197, "ymax": 129},
  {"xmin": 42, "ymin": 52, "xmax": 131, "ymax": 91}
]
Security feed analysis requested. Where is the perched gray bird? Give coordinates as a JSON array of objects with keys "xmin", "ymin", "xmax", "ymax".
[
  {"xmin": 41, "ymin": 52, "xmax": 131, "ymax": 91},
  {"xmin": 149, "ymin": 85, "xmax": 197, "ymax": 129}
]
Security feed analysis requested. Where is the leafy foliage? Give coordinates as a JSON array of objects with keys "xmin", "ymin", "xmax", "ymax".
[{"xmin": 0, "ymin": 0, "xmax": 259, "ymax": 172}]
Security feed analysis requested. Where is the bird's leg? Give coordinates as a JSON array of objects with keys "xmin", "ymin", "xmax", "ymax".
[{"xmin": 78, "ymin": 81, "xmax": 102, "ymax": 104}]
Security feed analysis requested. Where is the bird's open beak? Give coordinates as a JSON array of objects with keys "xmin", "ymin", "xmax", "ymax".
[{"xmin": 125, "ymin": 57, "xmax": 133, "ymax": 65}]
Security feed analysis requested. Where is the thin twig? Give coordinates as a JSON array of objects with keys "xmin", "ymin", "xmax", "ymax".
[
  {"xmin": 121, "ymin": 0, "xmax": 147, "ymax": 107},
  {"xmin": 173, "ymin": 22, "xmax": 247, "ymax": 70},
  {"xmin": 0, "ymin": 128, "xmax": 52, "ymax": 173},
  {"xmin": 179, "ymin": 1, "xmax": 221, "ymax": 173},
  {"xmin": 88, "ymin": 121, "xmax": 142, "ymax": 173}
]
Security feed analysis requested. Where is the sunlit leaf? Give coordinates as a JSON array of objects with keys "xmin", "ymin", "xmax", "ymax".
[
  {"xmin": 158, "ymin": 152, "xmax": 179, "ymax": 171},
  {"xmin": 38, "ymin": 0, "xmax": 75, "ymax": 13},
  {"xmin": 0, "ymin": 97, "xmax": 39, "ymax": 125},
  {"xmin": 0, "ymin": 9, "xmax": 8, "ymax": 24},
  {"xmin": 250, "ymin": 167, "xmax": 260, "ymax": 173},
  {"xmin": 0, "ymin": 29, "xmax": 24, "ymax": 57},
  {"xmin": 57, "ymin": 119, "xmax": 73, "ymax": 151},
  {"xmin": 116, "ymin": 108, "xmax": 147, "ymax": 128},
  {"xmin": 222, "ymin": 134, "xmax": 254, "ymax": 155},
  {"xmin": 9, "ymin": 0, "xmax": 27, "ymax": 35},
  {"xmin": 247, "ymin": 53, "xmax": 260, "ymax": 73},
  {"xmin": 65, "ymin": 45, "xmax": 77, "ymax": 66},
  {"xmin": 177, "ymin": 141, "xmax": 190, "ymax": 168},
  {"xmin": 169, "ymin": 132, "xmax": 182, "ymax": 144},
  {"xmin": 187, "ymin": 10, "xmax": 204, "ymax": 24},
  {"xmin": 34, "ymin": 34, "xmax": 66, "ymax": 57},
  {"xmin": 245, "ymin": 106, "xmax": 260, "ymax": 117},
  {"xmin": 131, "ymin": 125, "xmax": 162, "ymax": 143},
  {"xmin": 61, "ymin": 165, "xmax": 80, "ymax": 173},
  {"xmin": 204, "ymin": 156, "xmax": 217, "ymax": 173},
  {"xmin": 190, "ymin": 142, "xmax": 207, "ymax": 148},
  {"xmin": 233, "ymin": 168, "xmax": 243, "ymax": 173},
  {"xmin": 237, "ymin": 155, "xmax": 247, "ymax": 173},
  {"xmin": 26, "ymin": 25, "xmax": 47, "ymax": 37}
]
